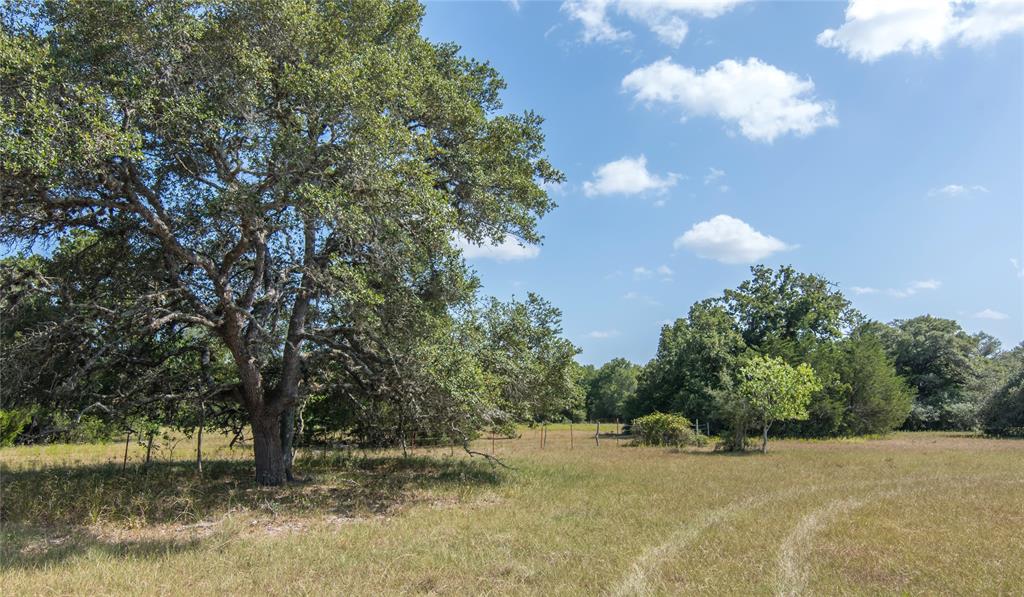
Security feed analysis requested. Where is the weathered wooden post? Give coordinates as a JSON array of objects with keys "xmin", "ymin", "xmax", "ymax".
[
  {"xmin": 595, "ymin": 421, "xmax": 600, "ymax": 447},
  {"xmin": 144, "ymin": 431, "xmax": 155, "ymax": 466},
  {"xmin": 122, "ymin": 430, "xmax": 131, "ymax": 472}
]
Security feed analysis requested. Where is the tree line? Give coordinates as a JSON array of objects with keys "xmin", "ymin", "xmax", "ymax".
[{"xmin": 578, "ymin": 265, "xmax": 1024, "ymax": 446}]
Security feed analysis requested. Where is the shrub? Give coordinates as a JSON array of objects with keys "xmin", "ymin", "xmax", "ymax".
[
  {"xmin": 0, "ymin": 408, "xmax": 34, "ymax": 447},
  {"xmin": 631, "ymin": 412, "xmax": 702, "ymax": 447},
  {"xmin": 714, "ymin": 433, "xmax": 750, "ymax": 452}
]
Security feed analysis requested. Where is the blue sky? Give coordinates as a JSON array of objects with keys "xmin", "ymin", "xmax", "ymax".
[{"xmin": 421, "ymin": 1, "xmax": 1024, "ymax": 365}]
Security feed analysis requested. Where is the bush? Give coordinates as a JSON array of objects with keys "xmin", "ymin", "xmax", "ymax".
[
  {"xmin": 631, "ymin": 412, "xmax": 703, "ymax": 447},
  {"xmin": 714, "ymin": 433, "xmax": 750, "ymax": 452},
  {"xmin": 0, "ymin": 408, "xmax": 34, "ymax": 447}
]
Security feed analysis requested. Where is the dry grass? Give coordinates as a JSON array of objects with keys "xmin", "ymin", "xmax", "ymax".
[{"xmin": 2, "ymin": 429, "xmax": 1022, "ymax": 595}]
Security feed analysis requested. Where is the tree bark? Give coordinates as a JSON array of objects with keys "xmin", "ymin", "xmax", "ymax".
[
  {"xmin": 252, "ymin": 412, "xmax": 286, "ymax": 485},
  {"xmin": 761, "ymin": 420, "xmax": 770, "ymax": 454},
  {"xmin": 280, "ymin": 406, "xmax": 296, "ymax": 482}
]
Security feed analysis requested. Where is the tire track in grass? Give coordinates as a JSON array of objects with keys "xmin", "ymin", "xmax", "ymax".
[
  {"xmin": 613, "ymin": 473, "xmax": 1013, "ymax": 597},
  {"xmin": 612, "ymin": 485, "xmax": 816, "ymax": 597},
  {"xmin": 771, "ymin": 474, "xmax": 1024, "ymax": 597},
  {"xmin": 774, "ymin": 496, "xmax": 869, "ymax": 597}
]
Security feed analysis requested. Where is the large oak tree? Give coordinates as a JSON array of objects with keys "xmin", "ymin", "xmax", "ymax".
[{"xmin": 1, "ymin": 0, "xmax": 562, "ymax": 484}]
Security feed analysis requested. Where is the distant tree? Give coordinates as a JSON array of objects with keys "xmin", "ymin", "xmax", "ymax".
[
  {"xmin": 975, "ymin": 343, "xmax": 1024, "ymax": 437},
  {"xmin": 1, "ymin": 0, "xmax": 562, "ymax": 484},
  {"xmin": 736, "ymin": 355, "xmax": 821, "ymax": 453},
  {"xmin": 978, "ymin": 364, "xmax": 1024, "ymax": 437},
  {"xmin": 835, "ymin": 328, "xmax": 915, "ymax": 435},
  {"xmin": 720, "ymin": 265, "xmax": 858, "ymax": 359},
  {"xmin": 586, "ymin": 358, "xmax": 640, "ymax": 421},
  {"xmin": 879, "ymin": 316, "xmax": 980, "ymax": 430},
  {"xmin": 631, "ymin": 300, "xmax": 745, "ymax": 425},
  {"xmin": 474, "ymin": 294, "xmax": 584, "ymax": 425}
]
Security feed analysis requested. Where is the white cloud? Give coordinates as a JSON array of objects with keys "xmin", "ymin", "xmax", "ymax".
[
  {"xmin": 818, "ymin": 0, "xmax": 1024, "ymax": 62},
  {"xmin": 974, "ymin": 308, "xmax": 1009, "ymax": 320},
  {"xmin": 563, "ymin": 0, "xmax": 746, "ymax": 47},
  {"xmin": 851, "ymin": 286, "xmax": 879, "ymax": 295},
  {"xmin": 587, "ymin": 329, "xmax": 620, "ymax": 338},
  {"xmin": 622, "ymin": 58, "xmax": 838, "ymax": 142},
  {"xmin": 633, "ymin": 264, "xmax": 674, "ymax": 280},
  {"xmin": 562, "ymin": 0, "xmax": 631, "ymax": 43},
  {"xmin": 623, "ymin": 291, "xmax": 660, "ymax": 305},
  {"xmin": 888, "ymin": 279, "xmax": 941, "ymax": 298},
  {"xmin": 453, "ymin": 234, "xmax": 540, "ymax": 261},
  {"xmin": 1011, "ymin": 258, "xmax": 1024, "ymax": 278},
  {"xmin": 583, "ymin": 155, "xmax": 679, "ymax": 196},
  {"xmin": 928, "ymin": 183, "xmax": 989, "ymax": 197},
  {"xmin": 674, "ymin": 214, "xmax": 792, "ymax": 264},
  {"xmin": 704, "ymin": 167, "xmax": 725, "ymax": 185}
]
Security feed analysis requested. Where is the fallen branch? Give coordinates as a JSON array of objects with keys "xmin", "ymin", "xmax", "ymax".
[{"xmin": 462, "ymin": 444, "xmax": 516, "ymax": 470}]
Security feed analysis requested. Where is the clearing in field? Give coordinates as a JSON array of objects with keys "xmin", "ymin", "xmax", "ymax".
[{"xmin": 2, "ymin": 429, "xmax": 1022, "ymax": 595}]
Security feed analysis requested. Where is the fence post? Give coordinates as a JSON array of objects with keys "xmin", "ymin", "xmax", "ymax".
[
  {"xmin": 595, "ymin": 421, "xmax": 600, "ymax": 447},
  {"xmin": 122, "ymin": 430, "xmax": 131, "ymax": 472}
]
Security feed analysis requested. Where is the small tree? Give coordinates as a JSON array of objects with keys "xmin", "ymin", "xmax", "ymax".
[{"xmin": 738, "ymin": 355, "xmax": 821, "ymax": 453}]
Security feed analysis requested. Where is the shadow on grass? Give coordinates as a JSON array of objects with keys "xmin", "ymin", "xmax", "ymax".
[
  {"xmin": 1, "ymin": 526, "xmax": 203, "ymax": 571},
  {"xmin": 0, "ymin": 452, "xmax": 501, "ymax": 570}
]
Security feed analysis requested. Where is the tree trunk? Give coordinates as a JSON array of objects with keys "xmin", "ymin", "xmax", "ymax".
[
  {"xmin": 280, "ymin": 406, "xmax": 296, "ymax": 482},
  {"xmin": 252, "ymin": 413, "xmax": 286, "ymax": 485},
  {"xmin": 733, "ymin": 418, "xmax": 746, "ymax": 452},
  {"xmin": 761, "ymin": 420, "xmax": 770, "ymax": 454}
]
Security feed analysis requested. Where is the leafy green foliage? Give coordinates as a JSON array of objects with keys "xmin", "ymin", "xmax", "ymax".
[
  {"xmin": 833, "ymin": 329, "xmax": 915, "ymax": 435},
  {"xmin": 584, "ymin": 357, "xmax": 639, "ymax": 420},
  {"xmin": 631, "ymin": 412, "xmax": 702, "ymax": 447},
  {"xmin": 732, "ymin": 355, "xmax": 821, "ymax": 452},
  {"xmin": 739, "ymin": 356, "xmax": 819, "ymax": 423},
  {"xmin": 0, "ymin": 407, "xmax": 33, "ymax": 446},
  {"xmin": 978, "ymin": 348, "xmax": 1024, "ymax": 437},
  {"xmin": 1, "ymin": 0, "xmax": 568, "ymax": 482},
  {"xmin": 722, "ymin": 264, "xmax": 857, "ymax": 355},
  {"xmin": 878, "ymin": 316, "xmax": 982, "ymax": 430},
  {"xmin": 629, "ymin": 266, "xmax": 912, "ymax": 441},
  {"xmin": 631, "ymin": 300, "xmax": 745, "ymax": 424}
]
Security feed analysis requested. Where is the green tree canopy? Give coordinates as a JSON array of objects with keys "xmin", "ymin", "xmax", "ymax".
[
  {"xmin": 737, "ymin": 355, "xmax": 821, "ymax": 453},
  {"xmin": 1, "ymin": 0, "xmax": 563, "ymax": 484},
  {"xmin": 878, "ymin": 316, "xmax": 980, "ymax": 430},
  {"xmin": 585, "ymin": 357, "xmax": 640, "ymax": 421}
]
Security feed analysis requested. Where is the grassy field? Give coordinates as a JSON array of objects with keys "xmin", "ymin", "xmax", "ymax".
[{"xmin": 2, "ymin": 428, "xmax": 1022, "ymax": 595}]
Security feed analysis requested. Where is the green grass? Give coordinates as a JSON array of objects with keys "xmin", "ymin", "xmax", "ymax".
[{"xmin": 2, "ymin": 430, "xmax": 1022, "ymax": 595}]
